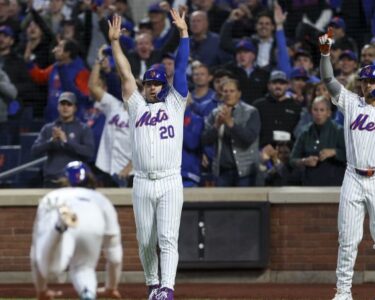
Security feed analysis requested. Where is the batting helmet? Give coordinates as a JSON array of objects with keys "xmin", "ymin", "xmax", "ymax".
[
  {"xmin": 358, "ymin": 64, "xmax": 375, "ymax": 80},
  {"xmin": 143, "ymin": 64, "xmax": 170, "ymax": 101},
  {"xmin": 65, "ymin": 161, "xmax": 89, "ymax": 187}
]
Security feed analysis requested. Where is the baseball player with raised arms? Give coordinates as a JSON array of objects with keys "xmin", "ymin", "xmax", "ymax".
[
  {"xmin": 319, "ymin": 28, "xmax": 375, "ymax": 300},
  {"xmin": 108, "ymin": 8, "xmax": 189, "ymax": 300},
  {"xmin": 30, "ymin": 161, "xmax": 122, "ymax": 300}
]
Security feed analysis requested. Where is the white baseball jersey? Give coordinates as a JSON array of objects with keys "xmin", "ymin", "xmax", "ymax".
[
  {"xmin": 31, "ymin": 187, "xmax": 121, "ymax": 296},
  {"xmin": 125, "ymin": 88, "xmax": 186, "ymax": 173},
  {"xmin": 333, "ymin": 86, "xmax": 375, "ymax": 294},
  {"xmin": 124, "ymin": 87, "xmax": 187, "ymax": 290},
  {"xmin": 334, "ymin": 87, "xmax": 375, "ymax": 169},
  {"xmin": 95, "ymin": 92, "xmax": 131, "ymax": 175}
]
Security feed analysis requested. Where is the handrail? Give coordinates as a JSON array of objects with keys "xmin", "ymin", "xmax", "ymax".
[{"xmin": 0, "ymin": 156, "xmax": 47, "ymax": 180}]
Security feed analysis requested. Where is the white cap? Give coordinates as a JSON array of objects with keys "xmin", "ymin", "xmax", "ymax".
[{"xmin": 273, "ymin": 130, "xmax": 291, "ymax": 142}]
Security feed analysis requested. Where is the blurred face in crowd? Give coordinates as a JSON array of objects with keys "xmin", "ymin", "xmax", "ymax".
[
  {"xmin": 235, "ymin": 49, "xmax": 255, "ymax": 69},
  {"xmin": 294, "ymin": 55, "xmax": 314, "ymax": 72},
  {"xmin": 290, "ymin": 77, "xmax": 307, "ymax": 94},
  {"xmin": 222, "ymin": 80, "xmax": 241, "ymax": 107},
  {"xmin": 213, "ymin": 75, "xmax": 230, "ymax": 98},
  {"xmin": 192, "ymin": 65, "xmax": 212, "ymax": 88},
  {"xmin": 144, "ymin": 80, "xmax": 163, "ymax": 102},
  {"xmin": 58, "ymin": 100, "xmax": 76, "ymax": 121},
  {"xmin": 0, "ymin": 32, "xmax": 14, "ymax": 54},
  {"xmin": 0, "ymin": 0, "xmax": 9, "ymax": 20},
  {"xmin": 61, "ymin": 23, "xmax": 75, "ymax": 40},
  {"xmin": 268, "ymin": 80, "xmax": 288, "ymax": 100},
  {"xmin": 189, "ymin": 11, "xmax": 208, "ymax": 37},
  {"xmin": 338, "ymin": 57, "xmax": 358, "ymax": 76},
  {"xmin": 361, "ymin": 45, "xmax": 375, "ymax": 67},
  {"xmin": 311, "ymin": 98, "xmax": 331, "ymax": 125},
  {"xmin": 162, "ymin": 57, "xmax": 175, "ymax": 79},
  {"xmin": 135, "ymin": 33, "xmax": 154, "ymax": 60},
  {"xmin": 8, "ymin": 0, "xmax": 21, "ymax": 19},
  {"xmin": 255, "ymin": 15, "xmax": 274, "ymax": 39},
  {"xmin": 115, "ymin": 0, "xmax": 128, "ymax": 15},
  {"xmin": 49, "ymin": 0, "xmax": 64, "ymax": 14},
  {"xmin": 332, "ymin": 26, "xmax": 344, "ymax": 39},
  {"xmin": 149, "ymin": 11, "xmax": 165, "ymax": 25},
  {"xmin": 314, "ymin": 82, "xmax": 329, "ymax": 99},
  {"xmin": 360, "ymin": 78, "xmax": 375, "ymax": 101},
  {"xmin": 27, "ymin": 21, "xmax": 42, "ymax": 41}
]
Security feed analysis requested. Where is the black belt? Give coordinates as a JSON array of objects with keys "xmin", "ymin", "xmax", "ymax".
[{"xmin": 355, "ymin": 168, "xmax": 375, "ymax": 177}]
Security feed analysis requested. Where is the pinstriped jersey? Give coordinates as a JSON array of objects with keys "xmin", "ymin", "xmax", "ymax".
[
  {"xmin": 124, "ymin": 88, "xmax": 187, "ymax": 172},
  {"xmin": 334, "ymin": 87, "xmax": 375, "ymax": 169}
]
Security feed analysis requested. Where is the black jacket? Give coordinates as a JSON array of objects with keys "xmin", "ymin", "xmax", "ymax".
[{"xmin": 253, "ymin": 95, "xmax": 301, "ymax": 147}]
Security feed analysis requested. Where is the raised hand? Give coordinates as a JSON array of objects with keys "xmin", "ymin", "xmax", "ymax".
[
  {"xmin": 108, "ymin": 14, "xmax": 122, "ymax": 42},
  {"xmin": 170, "ymin": 8, "xmax": 188, "ymax": 36},
  {"xmin": 274, "ymin": 1, "xmax": 287, "ymax": 29},
  {"xmin": 318, "ymin": 27, "xmax": 333, "ymax": 55}
]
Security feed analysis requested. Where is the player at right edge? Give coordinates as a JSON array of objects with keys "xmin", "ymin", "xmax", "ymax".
[
  {"xmin": 108, "ymin": 8, "xmax": 189, "ymax": 300},
  {"xmin": 319, "ymin": 29, "xmax": 375, "ymax": 300}
]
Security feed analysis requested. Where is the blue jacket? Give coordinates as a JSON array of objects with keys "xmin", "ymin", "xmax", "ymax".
[{"xmin": 182, "ymin": 105, "xmax": 204, "ymax": 184}]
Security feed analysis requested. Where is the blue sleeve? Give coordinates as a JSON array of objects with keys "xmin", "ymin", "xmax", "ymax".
[
  {"xmin": 173, "ymin": 37, "xmax": 189, "ymax": 97},
  {"xmin": 275, "ymin": 29, "xmax": 292, "ymax": 77}
]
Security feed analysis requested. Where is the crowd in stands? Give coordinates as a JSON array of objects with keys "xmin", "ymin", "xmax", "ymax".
[{"xmin": 0, "ymin": 0, "xmax": 374, "ymax": 188}]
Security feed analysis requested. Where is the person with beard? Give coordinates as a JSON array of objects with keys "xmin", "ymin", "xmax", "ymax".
[{"xmin": 253, "ymin": 70, "xmax": 301, "ymax": 147}]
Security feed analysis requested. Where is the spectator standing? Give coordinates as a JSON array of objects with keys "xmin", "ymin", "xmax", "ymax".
[
  {"xmin": 329, "ymin": 17, "xmax": 358, "ymax": 54},
  {"xmin": 253, "ymin": 70, "xmax": 301, "ymax": 147},
  {"xmin": 191, "ymin": 0, "xmax": 229, "ymax": 34},
  {"xmin": 290, "ymin": 96, "xmax": 346, "ymax": 186},
  {"xmin": 31, "ymin": 92, "xmax": 95, "ymax": 187},
  {"xmin": 182, "ymin": 96, "xmax": 204, "ymax": 187},
  {"xmin": 89, "ymin": 47, "xmax": 132, "ymax": 187},
  {"xmin": 26, "ymin": 38, "xmax": 90, "ymax": 122},
  {"xmin": 202, "ymin": 79, "xmax": 261, "ymax": 187},
  {"xmin": 189, "ymin": 10, "xmax": 225, "ymax": 67},
  {"xmin": 190, "ymin": 62, "xmax": 215, "ymax": 105},
  {"xmin": 0, "ymin": 25, "xmax": 44, "ymax": 115},
  {"xmin": 336, "ymin": 50, "xmax": 359, "ymax": 86},
  {"xmin": 223, "ymin": 39, "xmax": 269, "ymax": 104}
]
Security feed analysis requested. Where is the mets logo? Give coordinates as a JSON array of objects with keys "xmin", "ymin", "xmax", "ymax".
[
  {"xmin": 150, "ymin": 70, "xmax": 156, "ymax": 78},
  {"xmin": 364, "ymin": 66, "xmax": 372, "ymax": 76}
]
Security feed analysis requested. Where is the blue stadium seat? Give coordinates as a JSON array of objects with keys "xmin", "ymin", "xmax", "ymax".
[
  {"xmin": 20, "ymin": 132, "xmax": 40, "ymax": 163},
  {"xmin": 0, "ymin": 145, "xmax": 21, "ymax": 187}
]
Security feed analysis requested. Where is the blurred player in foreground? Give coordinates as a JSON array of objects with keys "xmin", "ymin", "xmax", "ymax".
[
  {"xmin": 319, "ymin": 27, "xmax": 375, "ymax": 300},
  {"xmin": 30, "ymin": 161, "xmax": 123, "ymax": 300}
]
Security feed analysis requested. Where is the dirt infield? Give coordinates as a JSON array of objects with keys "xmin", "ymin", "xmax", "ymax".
[{"xmin": 0, "ymin": 283, "xmax": 374, "ymax": 299}]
